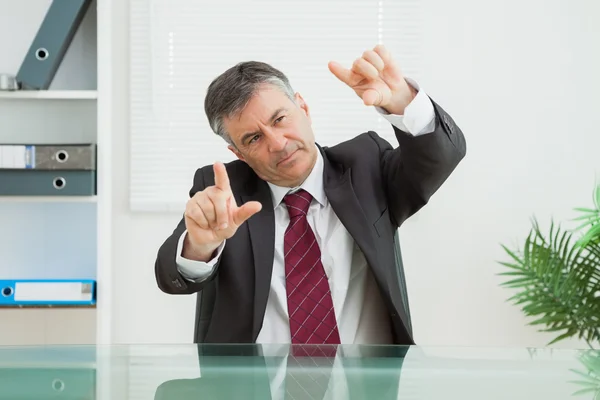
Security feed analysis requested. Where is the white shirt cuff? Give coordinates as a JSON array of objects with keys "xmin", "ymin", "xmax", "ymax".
[
  {"xmin": 376, "ymin": 77, "xmax": 436, "ymax": 136},
  {"xmin": 175, "ymin": 230, "xmax": 225, "ymax": 281}
]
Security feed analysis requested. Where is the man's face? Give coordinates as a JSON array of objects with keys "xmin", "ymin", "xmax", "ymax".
[{"xmin": 224, "ymin": 85, "xmax": 318, "ymax": 188}]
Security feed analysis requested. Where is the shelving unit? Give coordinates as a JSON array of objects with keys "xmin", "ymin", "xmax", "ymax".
[
  {"xmin": 0, "ymin": 196, "xmax": 98, "ymax": 203},
  {"xmin": 0, "ymin": 90, "xmax": 98, "ymax": 99},
  {"xmin": 0, "ymin": 0, "xmax": 101, "ymax": 345}
]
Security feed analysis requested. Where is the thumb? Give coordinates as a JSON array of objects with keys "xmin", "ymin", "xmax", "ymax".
[
  {"xmin": 362, "ymin": 88, "xmax": 381, "ymax": 106},
  {"xmin": 233, "ymin": 201, "xmax": 262, "ymax": 226}
]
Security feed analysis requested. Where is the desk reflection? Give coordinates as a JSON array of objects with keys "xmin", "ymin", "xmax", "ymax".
[
  {"xmin": 0, "ymin": 344, "xmax": 597, "ymax": 399},
  {"xmin": 154, "ymin": 344, "xmax": 407, "ymax": 400},
  {"xmin": 150, "ymin": 345, "xmax": 600, "ymax": 400}
]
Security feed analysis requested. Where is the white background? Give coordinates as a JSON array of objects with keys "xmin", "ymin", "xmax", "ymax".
[
  {"xmin": 2, "ymin": 0, "xmax": 599, "ymax": 350},
  {"xmin": 113, "ymin": 0, "xmax": 600, "ymax": 348}
]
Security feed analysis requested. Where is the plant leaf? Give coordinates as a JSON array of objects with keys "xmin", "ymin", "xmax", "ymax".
[
  {"xmin": 498, "ymin": 216, "xmax": 600, "ymax": 346},
  {"xmin": 547, "ymin": 328, "xmax": 579, "ymax": 345}
]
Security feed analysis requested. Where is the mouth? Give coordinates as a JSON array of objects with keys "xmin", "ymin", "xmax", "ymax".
[{"xmin": 277, "ymin": 150, "xmax": 298, "ymax": 166}]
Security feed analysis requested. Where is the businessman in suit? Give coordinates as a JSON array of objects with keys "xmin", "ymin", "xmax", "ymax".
[{"xmin": 155, "ymin": 44, "xmax": 466, "ymax": 346}]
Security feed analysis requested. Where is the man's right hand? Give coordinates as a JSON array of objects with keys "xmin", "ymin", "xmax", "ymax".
[{"xmin": 182, "ymin": 162, "xmax": 262, "ymax": 262}]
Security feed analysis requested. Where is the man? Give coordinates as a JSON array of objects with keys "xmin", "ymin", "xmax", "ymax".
[{"xmin": 155, "ymin": 45, "xmax": 466, "ymax": 346}]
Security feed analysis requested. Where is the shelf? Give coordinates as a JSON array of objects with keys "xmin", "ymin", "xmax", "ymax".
[
  {"xmin": 0, "ymin": 305, "xmax": 96, "ymax": 309},
  {"xmin": 0, "ymin": 196, "xmax": 97, "ymax": 203},
  {"xmin": 0, "ymin": 90, "xmax": 98, "ymax": 100}
]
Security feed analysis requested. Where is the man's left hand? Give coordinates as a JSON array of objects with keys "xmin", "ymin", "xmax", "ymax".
[{"xmin": 328, "ymin": 45, "xmax": 416, "ymax": 115}]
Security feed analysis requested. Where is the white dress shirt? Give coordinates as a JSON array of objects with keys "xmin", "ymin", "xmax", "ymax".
[{"xmin": 176, "ymin": 80, "xmax": 436, "ymax": 346}]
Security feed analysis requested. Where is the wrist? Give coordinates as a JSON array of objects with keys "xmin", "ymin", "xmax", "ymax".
[
  {"xmin": 382, "ymin": 84, "xmax": 417, "ymax": 115},
  {"xmin": 182, "ymin": 234, "xmax": 221, "ymax": 262}
]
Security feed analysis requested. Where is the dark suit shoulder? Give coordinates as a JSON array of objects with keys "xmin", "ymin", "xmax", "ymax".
[{"xmin": 323, "ymin": 131, "xmax": 392, "ymax": 170}]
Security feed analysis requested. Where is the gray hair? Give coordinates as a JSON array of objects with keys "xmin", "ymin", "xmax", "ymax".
[{"xmin": 204, "ymin": 61, "xmax": 296, "ymax": 145}]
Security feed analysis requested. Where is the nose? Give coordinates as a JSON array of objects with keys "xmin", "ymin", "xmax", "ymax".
[{"xmin": 266, "ymin": 131, "xmax": 287, "ymax": 152}]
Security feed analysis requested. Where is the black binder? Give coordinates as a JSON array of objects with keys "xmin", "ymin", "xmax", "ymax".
[{"xmin": 16, "ymin": 0, "xmax": 92, "ymax": 90}]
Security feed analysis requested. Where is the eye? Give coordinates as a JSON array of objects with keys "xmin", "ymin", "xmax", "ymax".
[
  {"xmin": 274, "ymin": 116, "xmax": 285, "ymax": 124},
  {"xmin": 248, "ymin": 134, "xmax": 260, "ymax": 144}
]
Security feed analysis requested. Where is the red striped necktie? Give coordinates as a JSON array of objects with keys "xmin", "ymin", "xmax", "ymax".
[{"xmin": 283, "ymin": 189, "xmax": 341, "ymax": 346}]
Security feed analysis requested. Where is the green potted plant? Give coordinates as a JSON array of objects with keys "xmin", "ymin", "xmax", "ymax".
[{"xmin": 498, "ymin": 183, "xmax": 600, "ymax": 347}]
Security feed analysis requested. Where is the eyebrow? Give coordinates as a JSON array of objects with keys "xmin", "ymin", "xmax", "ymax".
[{"xmin": 240, "ymin": 107, "xmax": 287, "ymax": 145}]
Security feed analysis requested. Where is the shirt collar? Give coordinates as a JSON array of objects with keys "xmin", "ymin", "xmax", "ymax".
[{"xmin": 266, "ymin": 146, "xmax": 326, "ymax": 209}]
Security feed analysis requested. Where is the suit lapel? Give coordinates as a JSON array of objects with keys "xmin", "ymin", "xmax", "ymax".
[
  {"xmin": 321, "ymin": 150, "xmax": 380, "ymax": 276},
  {"xmin": 241, "ymin": 178, "xmax": 275, "ymax": 341}
]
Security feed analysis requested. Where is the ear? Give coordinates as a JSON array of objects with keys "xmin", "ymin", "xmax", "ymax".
[
  {"xmin": 228, "ymin": 144, "xmax": 245, "ymax": 162},
  {"xmin": 294, "ymin": 92, "xmax": 311, "ymax": 123}
]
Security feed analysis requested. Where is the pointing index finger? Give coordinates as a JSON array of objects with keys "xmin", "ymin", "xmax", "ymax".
[
  {"xmin": 213, "ymin": 162, "xmax": 231, "ymax": 192},
  {"xmin": 328, "ymin": 61, "xmax": 354, "ymax": 86}
]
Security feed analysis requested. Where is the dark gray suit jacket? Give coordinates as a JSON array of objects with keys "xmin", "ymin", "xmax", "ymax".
[{"xmin": 155, "ymin": 98, "xmax": 466, "ymax": 345}]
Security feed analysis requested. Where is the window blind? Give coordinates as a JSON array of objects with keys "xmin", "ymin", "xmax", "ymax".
[{"xmin": 130, "ymin": 0, "xmax": 422, "ymax": 212}]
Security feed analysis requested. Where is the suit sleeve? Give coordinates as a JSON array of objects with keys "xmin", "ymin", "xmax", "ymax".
[
  {"xmin": 374, "ymin": 98, "xmax": 467, "ymax": 227},
  {"xmin": 176, "ymin": 233, "xmax": 225, "ymax": 280},
  {"xmin": 154, "ymin": 167, "xmax": 221, "ymax": 295}
]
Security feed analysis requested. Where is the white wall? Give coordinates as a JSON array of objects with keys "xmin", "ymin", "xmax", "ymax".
[
  {"xmin": 107, "ymin": 0, "xmax": 196, "ymax": 344},
  {"xmin": 107, "ymin": 0, "xmax": 600, "ymax": 347}
]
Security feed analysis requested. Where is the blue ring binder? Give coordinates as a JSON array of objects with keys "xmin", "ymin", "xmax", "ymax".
[{"xmin": 0, "ymin": 279, "xmax": 96, "ymax": 306}]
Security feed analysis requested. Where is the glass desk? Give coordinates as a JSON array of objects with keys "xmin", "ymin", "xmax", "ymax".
[{"xmin": 0, "ymin": 344, "xmax": 598, "ymax": 399}]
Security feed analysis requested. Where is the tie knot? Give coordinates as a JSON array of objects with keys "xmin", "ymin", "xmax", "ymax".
[{"xmin": 283, "ymin": 189, "xmax": 312, "ymax": 219}]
